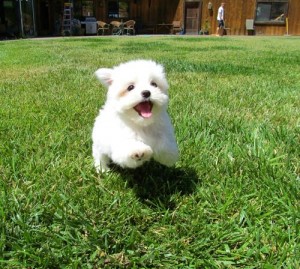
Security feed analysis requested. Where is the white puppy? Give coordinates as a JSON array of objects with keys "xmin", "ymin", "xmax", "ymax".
[{"xmin": 92, "ymin": 60, "xmax": 179, "ymax": 173}]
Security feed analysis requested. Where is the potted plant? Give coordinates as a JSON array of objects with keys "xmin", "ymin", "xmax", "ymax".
[{"xmin": 200, "ymin": 19, "xmax": 210, "ymax": 35}]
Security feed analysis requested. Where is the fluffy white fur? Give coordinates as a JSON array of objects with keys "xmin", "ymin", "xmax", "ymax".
[{"xmin": 92, "ymin": 59, "xmax": 179, "ymax": 173}]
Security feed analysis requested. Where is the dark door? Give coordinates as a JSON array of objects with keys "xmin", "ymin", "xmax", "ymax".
[
  {"xmin": 184, "ymin": 1, "xmax": 201, "ymax": 35},
  {"xmin": 38, "ymin": 0, "xmax": 50, "ymax": 36}
]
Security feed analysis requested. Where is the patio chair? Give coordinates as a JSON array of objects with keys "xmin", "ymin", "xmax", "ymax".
[
  {"xmin": 97, "ymin": 21, "xmax": 110, "ymax": 35},
  {"xmin": 171, "ymin": 21, "xmax": 182, "ymax": 34},
  {"xmin": 110, "ymin": 21, "xmax": 123, "ymax": 35},
  {"xmin": 123, "ymin": 20, "xmax": 136, "ymax": 35}
]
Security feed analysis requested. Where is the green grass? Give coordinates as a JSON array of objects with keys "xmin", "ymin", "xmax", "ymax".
[{"xmin": 0, "ymin": 35, "xmax": 299, "ymax": 268}]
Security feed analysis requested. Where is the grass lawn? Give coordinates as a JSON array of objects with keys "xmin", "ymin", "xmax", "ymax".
[{"xmin": 0, "ymin": 35, "xmax": 299, "ymax": 268}]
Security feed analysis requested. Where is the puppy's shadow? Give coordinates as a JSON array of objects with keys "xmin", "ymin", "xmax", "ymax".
[{"xmin": 117, "ymin": 162, "xmax": 200, "ymax": 209}]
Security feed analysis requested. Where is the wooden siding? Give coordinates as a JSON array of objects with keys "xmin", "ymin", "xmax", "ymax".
[
  {"xmin": 200, "ymin": 0, "xmax": 300, "ymax": 35},
  {"xmin": 201, "ymin": 0, "xmax": 300, "ymax": 35},
  {"xmin": 40, "ymin": 0, "xmax": 300, "ymax": 36},
  {"xmin": 94, "ymin": 0, "xmax": 300, "ymax": 35},
  {"xmin": 286, "ymin": 0, "xmax": 300, "ymax": 35},
  {"xmin": 96, "ymin": 0, "xmax": 182, "ymax": 34}
]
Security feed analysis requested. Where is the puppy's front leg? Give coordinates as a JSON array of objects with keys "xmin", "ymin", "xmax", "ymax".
[
  {"xmin": 153, "ymin": 135, "xmax": 179, "ymax": 167},
  {"xmin": 111, "ymin": 140, "xmax": 153, "ymax": 169},
  {"xmin": 154, "ymin": 146, "xmax": 179, "ymax": 167}
]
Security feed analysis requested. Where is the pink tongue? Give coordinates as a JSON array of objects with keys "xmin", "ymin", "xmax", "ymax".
[{"xmin": 135, "ymin": 102, "xmax": 152, "ymax": 118}]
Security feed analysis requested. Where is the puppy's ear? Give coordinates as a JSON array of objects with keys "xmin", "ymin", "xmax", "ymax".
[{"xmin": 95, "ymin": 68, "xmax": 113, "ymax": 87}]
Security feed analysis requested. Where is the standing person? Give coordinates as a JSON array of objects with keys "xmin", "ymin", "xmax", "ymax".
[{"xmin": 216, "ymin": 2, "xmax": 225, "ymax": 36}]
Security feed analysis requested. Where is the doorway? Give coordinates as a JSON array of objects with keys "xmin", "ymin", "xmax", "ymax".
[
  {"xmin": 1, "ymin": 0, "xmax": 36, "ymax": 38},
  {"xmin": 38, "ymin": 0, "xmax": 50, "ymax": 36},
  {"xmin": 184, "ymin": 1, "xmax": 201, "ymax": 35},
  {"xmin": 18, "ymin": 0, "xmax": 36, "ymax": 37}
]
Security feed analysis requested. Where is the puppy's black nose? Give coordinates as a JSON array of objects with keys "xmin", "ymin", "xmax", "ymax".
[{"xmin": 141, "ymin": 90, "xmax": 151, "ymax": 98}]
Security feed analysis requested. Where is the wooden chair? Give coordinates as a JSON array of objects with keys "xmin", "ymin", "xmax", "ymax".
[
  {"xmin": 110, "ymin": 21, "xmax": 123, "ymax": 35},
  {"xmin": 97, "ymin": 21, "xmax": 110, "ymax": 35},
  {"xmin": 123, "ymin": 20, "xmax": 136, "ymax": 35},
  {"xmin": 171, "ymin": 21, "xmax": 182, "ymax": 34}
]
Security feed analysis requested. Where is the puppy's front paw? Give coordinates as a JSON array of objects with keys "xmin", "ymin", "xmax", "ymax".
[
  {"xmin": 95, "ymin": 164, "xmax": 110, "ymax": 174},
  {"xmin": 127, "ymin": 145, "xmax": 153, "ymax": 168},
  {"xmin": 131, "ymin": 146, "xmax": 153, "ymax": 162},
  {"xmin": 111, "ymin": 143, "xmax": 153, "ymax": 169}
]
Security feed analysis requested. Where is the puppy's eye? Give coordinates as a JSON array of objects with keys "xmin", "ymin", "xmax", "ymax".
[
  {"xmin": 151, "ymin": 82, "xmax": 158, "ymax": 87},
  {"xmin": 127, "ymin": 85, "xmax": 135, "ymax": 91}
]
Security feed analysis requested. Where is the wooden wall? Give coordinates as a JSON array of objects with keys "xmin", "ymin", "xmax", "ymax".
[
  {"xmin": 200, "ymin": 0, "xmax": 300, "ymax": 35},
  {"xmin": 286, "ymin": 0, "xmax": 300, "ymax": 35},
  {"xmin": 92, "ymin": 0, "xmax": 300, "ymax": 35},
  {"xmin": 95, "ymin": 0, "xmax": 181, "ymax": 33},
  {"xmin": 200, "ymin": 0, "xmax": 256, "ymax": 35}
]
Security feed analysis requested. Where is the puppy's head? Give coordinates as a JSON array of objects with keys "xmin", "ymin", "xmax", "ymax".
[{"xmin": 95, "ymin": 60, "xmax": 169, "ymax": 126}]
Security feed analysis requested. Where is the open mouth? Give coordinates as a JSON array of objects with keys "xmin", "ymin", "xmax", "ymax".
[{"xmin": 134, "ymin": 101, "xmax": 153, "ymax": 118}]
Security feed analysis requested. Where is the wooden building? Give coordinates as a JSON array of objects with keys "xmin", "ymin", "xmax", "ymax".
[
  {"xmin": 200, "ymin": 0, "xmax": 299, "ymax": 35},
  {"xmin": 1, "ymin": 0, "xmax": 299, "ymax": 38}
]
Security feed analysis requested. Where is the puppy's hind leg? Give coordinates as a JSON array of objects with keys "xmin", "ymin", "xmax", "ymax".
[{"xmin": 94, "ymin": 154, "xmax": 110, "ymax": 173}]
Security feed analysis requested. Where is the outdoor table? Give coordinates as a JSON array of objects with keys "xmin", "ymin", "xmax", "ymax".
[
  {"xmin": 112, "ymin": 22, "xmax": 124, "ymax": 35},
  {"xmin": 156, "ymin": 23, "xmax": 173, "ymax": 34}
]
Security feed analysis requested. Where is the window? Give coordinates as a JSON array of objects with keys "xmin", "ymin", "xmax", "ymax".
[
  {"xmin": 108, "ymin": 1, "xmax": 129, "ymax": 19},
  {"xmin": 82, "ymin": 0, "xmax": 94, "ymax": 17},
  {"xmin": 255, "ymin": 1, "xmax": 288, "ymax": 24},
  {"xmin": 74, "ymin": 0, "xmax": 94, "ymax": 18}
]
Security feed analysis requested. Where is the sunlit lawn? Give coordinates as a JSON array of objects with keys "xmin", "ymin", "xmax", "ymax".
[{"xmin": 0, "ymin": 35, "xmax": 299, "ymax": 268}]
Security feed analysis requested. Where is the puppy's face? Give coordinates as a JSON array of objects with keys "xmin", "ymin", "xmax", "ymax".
[{"xmin": 95, "ymin": 60, "xmax": 169, "ymax": 125}]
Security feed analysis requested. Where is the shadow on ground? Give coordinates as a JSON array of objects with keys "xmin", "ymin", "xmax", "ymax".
[{"xmin": 115, "ymin": 162, "xmax": 200, "ymax": 209}]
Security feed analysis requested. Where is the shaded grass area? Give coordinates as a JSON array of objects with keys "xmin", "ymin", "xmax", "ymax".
[{"xmin": 0, "ymin": 36, "xmax": 299, "ymax": 268}]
